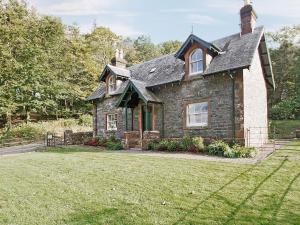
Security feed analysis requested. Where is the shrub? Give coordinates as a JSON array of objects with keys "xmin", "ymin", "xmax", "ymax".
[
  {"xmin": 8, "ymin": 123, "xmax": 43, "ymax": 140},
  {"xmin": 147, "ymin": 140, "xmax": 160, "ymax": 151},
  {"xmin": 192, "ymin": 137, "xmax": 205, "ymax": 152},
  {"xmin": 223, "ymin": 145, "xmax": 257, "ymax": 158},
  {"xmin": 179, "ymin": 136, "xmax": 194, "ymax": 152},
  {"xmin": 84, "ymin": 137, "xmax": 100, "ymax": 147},
  {"xmin": 207, "ymin": 140, "xmax": 231, "ymax": 156},
  {"xmin": 78, "ymin": 114, "xmax": 92, "ymax": 126},
  {"xmin": 107, "ymin": 140, "xmax": 123, "ymax": 150},
  {"xmin": 269, "ymin": 98, "xmax": 300, "ymax": 120}
]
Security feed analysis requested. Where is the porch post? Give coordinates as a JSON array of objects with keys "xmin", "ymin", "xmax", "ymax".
[
  {"xmin": 145, "ymin": 102, "xmax": 149, "ymax": 131},
  {"xmin": 125, "ymin": 106, "xmax": 128, "ymax": 131},
  {"xmin": 131, "ymin": 108, "xmax": 134, "ymax": 131}
]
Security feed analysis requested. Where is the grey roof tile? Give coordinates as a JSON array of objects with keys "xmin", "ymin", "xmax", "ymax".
[{"xmin": 86, "ymin": 86, "xmax": 106, "ymax": 101}]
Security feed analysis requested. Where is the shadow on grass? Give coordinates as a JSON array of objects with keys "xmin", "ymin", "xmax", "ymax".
[
  {"xmin": 172, "ymin": 164, "xmax": 258, "ymax": 225},
  {"xmin": 65, "ymin": 207, "xmax": 133, "ymax": 225},
  {"xmin": 270, "ymin": 171, "xmax": 300, "ymax": 224},
  {"xmin": 223, "ymin": 157, "xmax": 288, "ymax": 225},
  {"xmin": 41, "ymin": 147, "xmax": 105, "ymax": 154}
]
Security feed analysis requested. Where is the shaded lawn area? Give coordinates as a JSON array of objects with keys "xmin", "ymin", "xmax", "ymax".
[
  {"xmin": 0, "ymin": 143, "xmax": 299, "ymax": 225},
  {"xmin": 270, "ymin": 120, "xmax": 300, "ymax": 139}
]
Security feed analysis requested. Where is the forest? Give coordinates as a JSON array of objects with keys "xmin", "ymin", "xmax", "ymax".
[{"xmin": 0, "ymin": 0, "xmax": 299, "ymax": 128}]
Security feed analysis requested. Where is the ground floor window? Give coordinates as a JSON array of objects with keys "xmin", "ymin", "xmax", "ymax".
[
  {"xmin": 107, "ymin": 114, "xmax": 117, "ymax": 131},
  {"xmin": 186, "ymin": 102, "xmax": 208, "ymax": 127}
]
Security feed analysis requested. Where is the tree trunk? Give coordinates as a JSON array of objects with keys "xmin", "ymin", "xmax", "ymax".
[{"xmin": 6, "ymin": 111, "xmax": 12, "ymax": 129}]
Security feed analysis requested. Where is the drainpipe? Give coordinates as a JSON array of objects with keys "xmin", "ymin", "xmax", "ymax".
[
  {"xmin": 228, "ymin": 71, "xmax": 236, "ymax": 141},
  {"xmin": 161, "ymin": 103, "xmax": 165, "ymax": 138}
]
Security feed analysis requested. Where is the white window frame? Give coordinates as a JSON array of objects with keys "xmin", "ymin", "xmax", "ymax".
[
  {"xmin": 189, "ymin": 48, "xmax": 204, "ymax": 75},
  {"xmin": 186, "ymin": 102, "xmax": 208, "ymax": 127},
  {"xmin": 108, "ymin": 75, "xmax": 116, "ymax": 94},
  {"xmin": 107, "ymin": 114, "xmax": 117, "ymax": 131}
]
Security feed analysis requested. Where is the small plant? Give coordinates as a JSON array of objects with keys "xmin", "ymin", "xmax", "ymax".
[
  {"xmin": 147, "ymin": 140, "xmax": 160, "ymax": 151},
  {"xmin": 192, "ymin": 137, "xmax": 205, "ymax": 152},
  {"xmin": 107, "ymin": 140, "xmax": 123, "ymax": 150},
  {"xmin": 179, "ymin": 136, "xmax": 194, "ymax": 152},
  {"xmin": 207, "ymin": 140, "xmax": 231, "ymax": 156}
]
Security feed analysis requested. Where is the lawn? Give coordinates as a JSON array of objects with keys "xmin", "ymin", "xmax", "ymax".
[
  {"xmin": 0, "ymin": 143, "xmax": 299, "ymax": 225},
  {"xmin": 270, "ymin": 120, "xmax": 300, "ymax": 139}
]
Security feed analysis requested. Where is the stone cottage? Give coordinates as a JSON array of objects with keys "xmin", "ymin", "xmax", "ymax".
[{"xmin": 87, "ymin": 1, "xmax": 275, "ymax": 148}]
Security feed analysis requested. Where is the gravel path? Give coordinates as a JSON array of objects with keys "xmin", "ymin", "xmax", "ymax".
[{"xmin": 0, "ymin": 143, "xmax": 44, "ymax": 156}]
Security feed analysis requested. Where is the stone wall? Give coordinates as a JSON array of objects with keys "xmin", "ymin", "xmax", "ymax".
[
  {"xmin": 64, "ymin": 130, "xmax": 93, "ymax": 145},
  {"xmin": 150, "ymin": 73, "xmax": 237, "ymax": 139},
  {"xmin": 95, "ymin": 95, "xmax": 124, "ymax": 138}
]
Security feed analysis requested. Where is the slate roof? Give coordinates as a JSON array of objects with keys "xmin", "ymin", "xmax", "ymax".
[
  {"xmin": 88, "ymin": 26, "xmax": 274, "ymax": 101},
  {"xmin": 99, "ymin": 64, "xmax": 131, "ymax": 82},
  {"xmin": 129, "ymin": 54, "xmax": 185, "ymax": 87},
  {"xmin": 130, "ymin": 79, "xmax": 162, "ymax": 103},
  {"xmin": 206, "ymin": 26, "xmax": 264, "ymax": 75},
  {"xmin": 86, "ymin": 86, "xmax": 106, "ymax": 101}
]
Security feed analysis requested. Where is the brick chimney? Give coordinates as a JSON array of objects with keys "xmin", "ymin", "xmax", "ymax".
[
  {"xmin": 240, "ymin": 0, "xmax": 257, "ymax": 35},
  {"xmin": 111, "ymin": 49, "xmax": 127, "ymax": 68}
]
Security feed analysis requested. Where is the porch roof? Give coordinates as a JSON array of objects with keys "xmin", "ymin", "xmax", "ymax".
[{"xmin": 116, "ymin": 79, "xmax": 162, "ymax": 108}]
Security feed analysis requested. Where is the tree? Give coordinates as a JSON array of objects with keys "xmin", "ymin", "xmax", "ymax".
[
  {"xmin": 159, "ymin": 40, "xmax": 182, "ymax": 55},
  {"xmin": 267, "ymin": 25, "xmax": 300, "ymax": 105}
]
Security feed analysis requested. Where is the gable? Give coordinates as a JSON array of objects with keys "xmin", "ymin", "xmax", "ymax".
[{"xmin": 175, "ymin": 34, "xmax": 221, "ymax": 60}]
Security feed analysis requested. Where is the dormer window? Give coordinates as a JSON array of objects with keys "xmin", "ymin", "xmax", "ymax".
[
  {"xmin": 108, "ymin": 75, "xmax": 116, "ymax": 94},
  {"xmin": 190, "ymin": 49, "xmax": 203, "ymax": 75}
]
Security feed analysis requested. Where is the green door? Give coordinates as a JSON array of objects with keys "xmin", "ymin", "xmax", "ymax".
[{"xmin": 142, "ymin": 105, "xmax": 152, "ymax": 131}]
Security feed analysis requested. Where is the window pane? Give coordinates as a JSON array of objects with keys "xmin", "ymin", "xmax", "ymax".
[
  {"xmin": 187, "ymin": 102, "xmax": 208, "ymax": 127},
  {"xmin": 191, "ymin": 49, "xmax": 203, "ymax": 62}
]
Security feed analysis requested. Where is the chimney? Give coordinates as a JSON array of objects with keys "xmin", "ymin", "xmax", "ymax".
[
  {"xmin": 111, "ymin": 49, "xmax": 127, "ymax": 68},
  {"xmin": 240, "ymin": 0, "xmax": 257, "ymax": 35}
]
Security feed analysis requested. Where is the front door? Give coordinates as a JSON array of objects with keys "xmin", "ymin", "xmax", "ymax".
[{"xmin": 142, "ymin": 105, "xmax": 152, "ymax": 131}]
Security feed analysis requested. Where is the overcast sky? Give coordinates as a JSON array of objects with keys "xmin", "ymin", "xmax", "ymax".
[{"xmin": 27, "ymin": 0, "xmax": 300, "ymax": 43}]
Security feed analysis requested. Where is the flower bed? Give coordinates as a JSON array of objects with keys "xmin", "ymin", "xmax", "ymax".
[
  {"xmin": 84, "ymin": 135, "xmax": 123, "ymax": 150},
  {"xmin": 146, "ymin": 137, "xmax": 256, "ymax": 158}
]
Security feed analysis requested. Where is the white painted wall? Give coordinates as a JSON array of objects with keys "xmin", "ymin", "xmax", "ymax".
[{"xmin": 243, "ymin": 49, "xmax": 268, "ymax": 147}]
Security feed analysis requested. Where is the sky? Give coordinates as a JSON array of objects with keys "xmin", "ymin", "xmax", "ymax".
[{"xmin": 27, "ymin": 0, "xmax": 300, "ymax": 44}]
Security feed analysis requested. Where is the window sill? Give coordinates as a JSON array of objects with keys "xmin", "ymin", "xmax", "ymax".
[{"xmin": 184, "ymin": 125, "xmax": 209, "ymax": 130}]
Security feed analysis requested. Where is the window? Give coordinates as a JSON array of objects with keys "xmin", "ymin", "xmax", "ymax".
[
  {"xmin": 107, "ymin": 114, "xmax": 117, "ymax": 131},
  {"xmin": 190, "ymin": 49, "xmax": 203, "ymax": 75},
  {"xmin": 186, "ymin": 102, "xmax": 208, "ymax": 127},
  {"xmin": 108, "ymin": 76, "xmax": 116, "ymax": 94}
]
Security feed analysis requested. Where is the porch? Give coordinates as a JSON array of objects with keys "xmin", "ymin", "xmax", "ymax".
[{"xmin": 116, "ymin": 79, "xmax": 163, "ymax": 149}]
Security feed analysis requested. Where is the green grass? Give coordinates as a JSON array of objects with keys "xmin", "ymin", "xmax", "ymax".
[
  {"xmin": 0, "ymin": 143, "xmax": 300, "ymax": 225},
  {"xmin": 270, "ymin": 120, "xmax": 300, "ymax": 139}
]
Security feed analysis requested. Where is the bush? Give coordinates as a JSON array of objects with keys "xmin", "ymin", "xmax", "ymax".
[
  {"xmin": 8, "ymin": 123, "xmax": 43, "ymax": 140},
  {"xmin": 192, "ymin": 137, "xmax": 205, "ymax": 152},
  {"xmin": 207, "ymin": 140, "xmax": 231, "ymax": 156},
  {"xmin": 147, "ymin": 140, "xmax": 160, "ymax": 151},
  {"xmin": 270, "ymin": 98, "xmax": 300, "ymax": 120},
  {"xmin": 107, "ymin": 140, "xmax": 123, "ymax": 150},
  {"xmin": 224, "ymin": 145, "xmax": 257, "ymax": 158},
  {"xmin": 84, "ymin": 137, "xmax": 100, "ymax": 147},
  {"xmin": 179, "ymin": 136, "xmax": 194, "ymax": 152},
  {"xmin": 78, "ymin": 114, "xmax": 92, "ymax": 126}
]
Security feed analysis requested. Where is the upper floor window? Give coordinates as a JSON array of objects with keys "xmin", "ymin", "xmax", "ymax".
[
  {"xmin": 190, "ymin": 49, "xmax": 203, "ymax": 75},
  {"xmin": 108, "ymin": 76, "xmax": 116, "ymax": 94}
]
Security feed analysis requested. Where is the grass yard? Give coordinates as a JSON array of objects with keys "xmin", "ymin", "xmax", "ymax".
[
  {"xmin": 270, "ymin": 120, "xmax": 300, "ymax": 139},
  {"xmin": 0, "ymin": 143, "xmax": 299, "ymax": 225}
]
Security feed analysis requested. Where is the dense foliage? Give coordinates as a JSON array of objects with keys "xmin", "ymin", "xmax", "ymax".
[
  {"xmin": 267, "ymin": 26, "xmax": 300, "ymax": 119},
  {"xmin": 0, "ymin": 0, "xmax": 181, "ymax": 127},
  {"xmin": 84, "ymin": 134, "xmax": 123, "ymax": 150}
]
